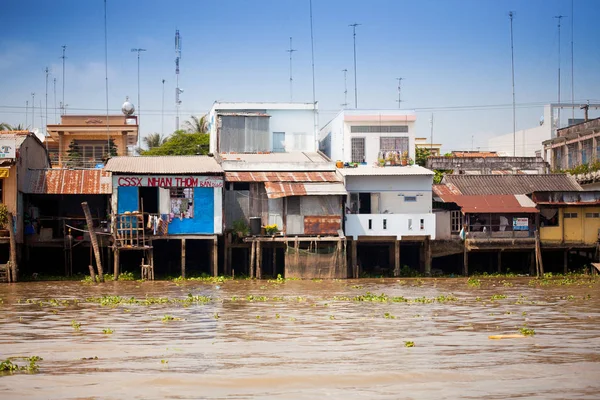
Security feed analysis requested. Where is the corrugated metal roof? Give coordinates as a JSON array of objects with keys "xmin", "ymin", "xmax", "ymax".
[
  {"xmin": 438, "ymin": 194, "xmax": 539, "ymax": 214},
  {"xmin": 531, "ymin": 191, "xmax": 600, "ymax": 205},
  {"xmin": 104, "ymin": 156, "xmax": 222, "ymax": 174},
  {"xmin": 225, "ymin": 171, "xmax": 340, "ymax": 182},
  {"xmin": 264, "ymin": 182, "xmax": 347, "ymax": 199},
  {"xmin": 220, "ymin": 152, "xmax": 330, "ymax": 164},
  {"xmin": 24, "ymin": 169, "xmax": 112, "ymax": 194},
  {"xmin": 337, "ymin": 165, "xmax": 434, "ymax": 176},
  {"xmin": 441, "ymin": 174, "xmax": 582, "ymax": 195}
]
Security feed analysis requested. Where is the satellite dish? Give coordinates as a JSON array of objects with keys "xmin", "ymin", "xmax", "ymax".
[
  {"xmin": 121, "ymin": 96, "xmax": 135, "ymax": 116},
  {"xmin": 539, "ymin": 115, "xmax": 544, "ymax": 126}
]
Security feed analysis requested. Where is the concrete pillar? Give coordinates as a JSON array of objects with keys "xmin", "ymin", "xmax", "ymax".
[
  {"xmin": 563, "ymin": 144, "xmax": 569, "ymax": 169},
  {"xmin": 577, "ymin": 141, "xmax": 583, "ymax": 165},
  {"xmin": 394, "ymin": 240, "xmax": 400, "ymax": 276},
  {"xmin": 120, "ymin": 131, "xmax": 128, "ymax": 156},
  {"xmin": 424, "ymin": 237, "xmax": 431, "ymax": 276},
  {"xmin": 58, "ymin": 131, "xmax": 64, "ymax": 167},
  {"xmin": 181, "ymin": 239, "xmax": 186, "ymax": 279}
]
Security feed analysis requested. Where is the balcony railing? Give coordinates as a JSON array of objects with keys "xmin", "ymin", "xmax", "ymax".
[
  {"xmin": 466, "ymin": 224, "xmax": 534, "ymax": 239},
  {"xmin": 345, "ymin": 213, "xmax": 436, "ymax": 239}
]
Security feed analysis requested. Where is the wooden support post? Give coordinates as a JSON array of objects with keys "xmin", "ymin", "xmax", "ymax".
[
  {"xmin": 394, "ymin": 240, "xmax": 400, "ymax": 277},
  {"xmin": 272, "ymin": 243, "xmax": 277, "ymax": 278},
  {"xmin": 351, "ymin": 239, "xmax": 358, "ymax": 278},
  {"xmin": 113, "ymin": 248, "xmax": 119, "ymax": 279},
  {"xmin": 249, "ymin": 241, "xmax": 256, "ymax": 278},
  {"xmin": 256, "ymin": 241, "xmax": 262, "ymax": 279},
  {"xmin": 213, "ymin": 237, "xmax": 218, "ymax": 277},
  {"xmin": 497, "ymin": 251, "xmax": 502, "ymax": 273},
  {"xmin": 223, "ymin": 234, "xmax": 230, "ymax": 276},
  {"xmin": 88, "ymin": 264, "xmax": 97, "ymax": 283},
  {"xmin": 181, "ymin": 239, "xmax": 186, "ymax": 279},
  {"xmin": 564, "ymin": 250, "xmax": 569, "ymax": 274},
  {"xmin": 424, "ymin": 237, "xmax": 432, "ymax": 276},
  {"xmin": 463, "ymin": 245, "xmax": 469, "ymax": 276},
  {"xmin": 81, "ymin": 202, "xmax": 103, "ymax": 282},
  {"xmin": 7, "ymin": 212, "xmax": 16, "ymax": 282}
]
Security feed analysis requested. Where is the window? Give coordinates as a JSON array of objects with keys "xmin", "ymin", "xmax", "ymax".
[
  {"xmin": 408, "ymin": 219, "xmax": 413, "ymax": 230},
  {"xmin": 383, "ymin": 219, "xmax": 387, "ymax": 230},
  {"xmin": 585, "ymin": 212, "xmax": 600, "ymax": 218},
  {"xmin": 564, "ymin": 212, "xmax": 578, "ymax": 218},
  {"xmin": 351, "ymin": 125, "xmax": 408, "ymax": 133},
  {"xmin": 380, "ymin": 137, "xmax": 409, "ymax": 153},
  {"xmin": 420, "ymin": 219, "xmax": 425, "ymax": 230},
  {"xmin": 351, "ymin": 137, "xmax": 365, "ymax": 163},
  {"xmin": 451, "ymin": 210, "xmax": 461, "ymax": 233},
  {"xmin": 170, "ymin": 187, "xmax": 194, "ymax": 219},
  {"xmin": 404, "ymin": 196, "xmax": 417, "ymax": 202},
  {"xmin": 273, "ymin": 132, "xmax": 285, "ymax": 152}
]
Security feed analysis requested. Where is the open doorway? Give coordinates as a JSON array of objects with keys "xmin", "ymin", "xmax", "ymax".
[
  {"xmin": 358, "ymin": 193, "xmax": 371, "ymax": 214},
  {"xmin": 139, "ymin": 187, "xmax": 158, "ymax": 214}
]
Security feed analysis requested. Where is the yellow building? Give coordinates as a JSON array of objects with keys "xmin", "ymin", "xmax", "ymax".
[
  {"xmin": 46, "ymin": 115, "xmax": 138, "ymax": 168},
  {"xmin": 415, "ymin": 137, "xmax": 442, "ymax": 156},
  {"xmin": 534, "ymin": 191, "xmax": 600, "ymax": 245}
]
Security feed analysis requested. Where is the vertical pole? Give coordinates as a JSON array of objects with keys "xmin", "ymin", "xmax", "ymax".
[
  {"xmin": 181, "ymin": 238, "xmax": 186, "ymax": 279},
  {"xmin": 530, "ymin": 251, "xmax": 536, "ymax": 276},
  {"xmin": 25, "ymin": 100, "xmax": 28, "ymax": 130},
  {"xmin": 463, "ymin": 245, "xmax": 469, "ymax": 276},
  {"xmin": 223, "ymin": 233, "xmax": 229, "ymax": 276},
  {"xmin": 425, "ymin": 237, "xmax": 432, "ymax": 276},
  {"xmin": 509, "ymin": 11, "xmax": 516, "ymax": 156},
  {"xmin": 564, "ymin": 250, "xmax": 568, "ymax": 274},
  {"xmin": 7, "ymin": 212, "xmax": 17, "ymax": 282},
  {"xmin": 213, "ymin": 237, "xmax": 218, "ymax": 277},
  {"xmin": 351, "ymin": 239, "xmax": 358, "ymax": 278},
  {"xmin": 571, "ymin": 0, "xmax": 574, "ymax": 122},
  {"xmin": 555, "ymin": 15, "xmax": 565, "ymax": 128},
  {"xmin": 82, "ymin": 202, "xmax": 104, "ymax": 282},
  {"xmin": 497, "ymin": 251, "xmax": 502, "ymax": 273},
  {"xmin": 113, "ymin": 248, "xmax": 119, "ymax": 280},
  {"xmin": 394, "ymin": 240, "xmax": 400, "ymax": 276},
  {"xmin": 161, "ymin": 79, "xmax": 165, "ymax": 137},
  {"xmin": 256, "ymin": 241, "xmax": 262, "ymax": 279},
  {"xmin": 350, "ymin": 23, "xmax": 360, "ymax": 108},
  {"xmin": 250, "ymin": 241, "xmax": 256, "ymax": 278},
  {"xmin": 61, "ymin": 45, "xmax": 66, "ymax": 116}
]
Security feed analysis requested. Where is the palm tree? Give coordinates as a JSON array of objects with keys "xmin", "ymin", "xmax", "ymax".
[
  {"xmin": 184, "ymin": 115, "xmax": 208, "ymax": 133},
  {"xmin": 0, "ymin": 123, "xmax": 25, "ymax": 131},
  {"xmin": 143, "ymin": 133, "xmax": 167, "ymax": 149}
]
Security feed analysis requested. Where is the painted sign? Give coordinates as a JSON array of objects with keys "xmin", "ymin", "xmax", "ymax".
[
  {"xmin": 0, "ymin": 138, "xmax": 16, "ymax": 158},
  {"xmin": 116, "ymin": 175, "xmax": 223, "ymax": 188},
  {"xmin": 85, "ymin": 118, "xmax": 103, "ymax": 124},
  {"xmin": 513, "ymin": 217, "xmax": 529, "ymax": 231}
]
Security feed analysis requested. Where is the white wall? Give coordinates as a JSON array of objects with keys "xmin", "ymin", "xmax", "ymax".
[
  {"xmin": 345, "ymin": 175, "xmax": 433, "ymax": 192},
  {"xmin": 378, "ymin": 191, "xmax": 432, "ymax": 214},
  {"xmin": 344, "ymin": 122, "xmax": 414, "ymax": 165},
  {"xmin": 345, "ymin": 213, "xmax": 436, "ymax": 239},
  {"xmin": 319, "ymin": 113, "xmax": 344, "ymax": 161},
  {"xmin": 434, "ymin": 210, "xmax": 451, "ymax": 240},
  {"xmin": 268, "ymin": 109, "xmax": 316, "ymax": 152}
]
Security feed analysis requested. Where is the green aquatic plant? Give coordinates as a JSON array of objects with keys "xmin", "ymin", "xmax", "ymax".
[
  {"xmin": 71, "ymin": 320, "xmax": 81, "ymax": 331},
  {"xmin": 0, "ymin": 356, "xmax": 43, "ymax": 373},
  {"xmin": 519, "ymin": 327, "xmax": 535, "ymax": 336},
  {"xmin": 490, "ymin": 294, "xmax": 507, "ymax": 301},
  {"xmin": 161, "ymin": 315, "xmax": 182, "ymax": 323},
  {"xmin": 213, "ymin": 313, "xmax": 220, "ymax": 319},
  {"xmin": 467, "ymin": 277, "xmax": 481, "ymax": 288},
  {"xmin": 404, "ymin": 341, "xmax": 415, "ymax": 348},
  {"xmin": 102, "ymin": 328, "xmax": 114, "ymax": 334},
  {"xmin": 384, "ymin": 312, "xmax": 396, "ymax": 319},
  {"xmin": 118, "ymin": 271, "xmax": 136, "ymax": 281}
]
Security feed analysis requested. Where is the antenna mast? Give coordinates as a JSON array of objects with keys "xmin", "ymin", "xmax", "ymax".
[
  {"xmin": 53, "ymin": 78, "xmax": 57, "ymax": 123},
  {"xmin": 286, "ymin": 37, "xmax": 297, "ymax": 102},
  {"xmin": 341, "ymin": 69, "xmax": 348, "ymax": 108},
  {"xmin": 25, "ymin": 100, "xmax": 28, "ymax": 130},
  {"xmin": 555, "ymin": 15, "xmax": 565, "ymax": 129},
  {"xmin": 509, "ymin": 11, "xmax": 517, "ymax": 156},
  {"xmin": 45, "ymin": 67, "xmax": 49, "ymax": 138},
  {"xmin": 349, "ymin": 23, "xmax": 361, "ymax": 108},
  {"xmin": 31, "ymin": 93, "xmax": 35, "ymax": 132},
  {"xmin": 396, "ymin": 77, "xmax": 403, "ymax": 109},
  {"xmin": 131, "ymin": 48, "xmax": 147, "ymax": 148},
  {"xmin": 175, "ymin": 30, "xmax": 182, "ymax": 131},
  {"xmin": 570, "ymin": 0, "xmax": 574, "ymax": 121},
  {"xmin": 161, "ymin": 79, "xmax": 166, "ymax": 137},
  {"xmin": 60, "ymin": 45, "xmax": 66, "ymax": 116}
]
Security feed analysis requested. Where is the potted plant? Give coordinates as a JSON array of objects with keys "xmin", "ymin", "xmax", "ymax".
[
  {"xmin": 408, "ymin": 157, "xmax": 415, "ymax": 166},
  {"xmin": 0, "ymin": 204, "xmax": 9, "ymax": 237},
  {"xmin": 401, "ymin": 151, "xmax": 408, "ymax": 166},
  {"xmin": 232, "ymin": 219, "xmax": 250, "ymax": 238},
  {"xmin": 377, "ymin": 157, "xmax": 385, "ymax": 167},
  {"xmin": 264, "ymin": 224, "xmax": 279, "ymax": 235}
]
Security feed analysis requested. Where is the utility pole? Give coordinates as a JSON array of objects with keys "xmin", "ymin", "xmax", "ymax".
[
  {"xmin": 53, "ymin": 78, "xmax": 57, "ymax": 123},
  {"xmin": 396, "ymin": 77, "xmax": 403, "ymax": 109},
  {"xmin": 570, "ymin": 0, "xmax": 575, "ymax": 121},
  {"xmin": 25, "ymin": 100, "xmax": 28, "ymax": 130},
  {"xmin": 161, "ymin": 79, "xmax": 166, "ymax": 137},
  {"xmin": 341, "ymin": 69, "xmax": 348, "ymax": 108},
  {"xmin": 131, "ymin": 48, "xmax": 147, "ymax": 148},
  {"xmin": 509, "ymin": 11, "xmax": 517, "ymax": 156},
  {"xmin": 555, "ymin": 15, "xmax": 565, "ymax": 129},
  {"xmin": 349, "ymin": 23, "xmax": 361, "ymax": 108},
  {"xmin": 60, "ymin": 45, "xmax": 66, "ymax": 116},
  {"xmin": 31, "ymin": 93, "xmax": 35, "ymax": 131},
  {"xmin": 286, "ymin": 37, "xmax": 297, "ymax": 102},
  {"xmin": 430, "ymin": 114, "xmax": 434, "ymax": 156},
  {"xmin": 175, "ymin": 30, "xmax": 182, "ymax": 131},
  {"xmin": 45, "ymin": 67, "xmax": 49, "ymax": 137}
]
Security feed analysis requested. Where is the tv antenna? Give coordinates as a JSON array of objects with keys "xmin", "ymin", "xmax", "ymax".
[{"xmin": 286, "ymin": 37, "xmax": 297, "ymax": 102}]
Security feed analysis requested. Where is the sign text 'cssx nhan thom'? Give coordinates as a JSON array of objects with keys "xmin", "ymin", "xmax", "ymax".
[{"xmin": 116, "ymin": 175, "xmax": 223, "ymax": 188}]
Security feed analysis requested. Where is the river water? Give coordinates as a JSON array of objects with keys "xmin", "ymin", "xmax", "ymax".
[{"xmin": 0, "ymin": 277, "xmax": 599, "ymax": 399}]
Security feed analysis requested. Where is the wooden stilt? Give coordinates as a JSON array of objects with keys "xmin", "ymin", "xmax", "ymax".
[
  {"xmin": 272, "ymin": 243, "xmax": 277, "ymax": 277},
  {"xmin": 564, "ymin": 250, "xmax": 569, "ymax": 274},
  {"xmin": 394, "ymin": 240, "xmax": 400, "ymax": 277},
  {"xmin": 213, "ymin": 237, "xmax": 218, "ymax": 277},
  {"xmin": 497, "ymin": 251, "xmax": 502, "ymax": 274},
  {"xmin": 88, "ymin": 264, "xmax": 97, "ymax": 283},
  {"xmin": 351, "ymin": 239, "xmax": 358, "ymax": 278},
  {"xmin": 424, "ymin": 237, "xmax": 432, "ymax": 276},
  {"xmin": 6, "ymin": 212, "xmax": 15, "ymax": 283},
  {"xmin": 463, "ymin": 245, "xmax": 469, "ymax": 276},
  {"xmin": 250, "ymin": 241, "xmax": 256, "ymax": 278},
  {"xmin": 530, "ymin": 251, "xmax": 536, "ymax": 276},
  {"xmin": 81, "ymin": 202, "xmax": 104, "ymax": 282},
  {"xmin": 256, "ymin": 241, "xmax": 262, "ymax": 279},
  {"xmin": 181, "ymin": 239, "xmax": 186, "ymax": 279},
  {"xmin": 113, "ymin": 247, "xmax": 119, "ymax": 279}
]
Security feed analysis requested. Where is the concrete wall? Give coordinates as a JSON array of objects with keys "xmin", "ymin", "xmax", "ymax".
[
  {"xmin": 434, "ymin": 210, "xmax": 452, "ymax": 240},
  {"xmin": 426, "ymin": 156, "xmax": 548, "ymax": 174},
  {"xmin": 487, "ymin": 106, "xmax": 552, "ymax": 157},
  {"xmin": 345, "ymin": 213, "xmax": 435, "ymax": 239},
  {"xmin": 345, "ymin": 175, "xmax": 433, "ymax": 192}
]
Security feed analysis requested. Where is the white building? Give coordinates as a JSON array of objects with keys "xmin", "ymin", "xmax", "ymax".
[
  {"xmin": 207, "ymin": 102, "xmax": 317, "ymax": 154},
  {"xmin": 319, "ymin": 109, "xmax": 416, "ymax": 165}
]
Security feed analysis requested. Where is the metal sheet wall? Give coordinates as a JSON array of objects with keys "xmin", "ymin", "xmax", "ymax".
[
  {"xmin": 220, "ymin": 116, "xmax": 269, "ymax": 153},
  {"xmin": 224, "ymin": 190, "xmax": 249, "ymax": 229}
]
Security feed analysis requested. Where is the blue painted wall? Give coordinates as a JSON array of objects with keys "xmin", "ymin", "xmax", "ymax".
[
  {"xmin": 117, "ymin": 186, "xmax": 139, "ymax": 213},
  {"xmin": 168, "ymin": 187, "xmax": 214, "ymax": 234}
]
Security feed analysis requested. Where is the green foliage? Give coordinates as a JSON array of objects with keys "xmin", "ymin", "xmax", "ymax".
[
  {"xmin": 0, "ymin": 203, "xmax": 8, "ymax": 229},
  {"xmin": 404, "ymin": 341, "xmax": 415, "ymax": 348},
  {"xmin": 415, "ymin": 147, "xmax": 431, "ymax": 167},
  {"xmin": 519, "ymin": 327, "xmax": 535, "ymax": 336},
  {"xmin": 141, "ymin": 130, "xmax": 209, "ymax": 156},
  {"xmin": 232, "ymin": 219, "xmax": 250, "ymax": 237},
  {"xmin": 467, "ymin": 277, "xmax": 481, "ymax": 288},
  {"xmin": 103, "ymin": 138, "xmax": 118, "ymax": 160},
  {"xmin": 556, "ymin": 160, "xmax": 600, "ymax": 175},
  {"xmin": 71, "ymin": 320, "xmax": 81, "ymax": 331},
  {"xmin": 118, "ymin": 271, "xmax": 136, "ymax": 281},
  {"xmin": 102, "ymin": 328, "xmax": 114, "ymax": 334},
  {"xmin": 264, "ymin": 224, "xmax": 279, "ymax": 235},
  {"xmin": 144, "ymin": 133, "xmax": 167, "ymax": 149},
  {"xmin": 433, "ymin": 169, "xmax": 452, "ymax": 184},
  {"xmin": 0, "ymin": 356, "xmax": 42, "ymax": 373},
  {"xmin": 0, "ymin": 123, "xmax": 25, "ymax": 131},
  {"xmin": 66, "ymin": 140, "xmax": 81, "ymax": 167},
  {"xmin": 184, "ymin": 115, "xmax": 209, "ymax": 133}
]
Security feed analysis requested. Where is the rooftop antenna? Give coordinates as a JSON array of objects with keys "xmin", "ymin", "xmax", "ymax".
[
  {"xmin": 60, "ymin": 45, "xmax": 66, "ymax": 116},
  {"xmin": 31, "ymin": 93, "xmax": 35, "ymax": 131},
  {"xmin": 53, "ymin": 78, "xmax": 57, "ymax": 123},
  {"xmin": 45, "ymin": 67, "xmax": 49, "ymax": 138},
  {"xmin": 341, "ymin": 69, "xmax": 348, "ymax": 108},
  {"xmin": 175, "ymin": 29, "xmax": 182, "ymax": 131},
  {"xmin": 309, "ymin": 0, "xmax": 318, "ymax": 151},
  {"xmin": 104, "ymin": 0, "xmax": 110, "ymax": 155},
  {"xmin": 349, "ymin": 23, "xmax": 361, "ymax": 108},
  {"xmin": 25, "ymin": 100, "xmax": 28, "ymax": 130},
  {"xmin": 430, "ymin": 113, "xmax": 434, "ymax": 155},
  {"xmin": 131, "ymin": 48, "xmax": 147, "ymax": 148},
  {"xmin": 161, "ymin": 79, "xmax": 166, "ymax": 137},
  {"xmin": 570, "ymin": 0, "xmax": 575, "ymax": 122},
  {"xmin": 396, "ymin": 77, "xmax": 403, "ymax": 109},
  {"xmin": 286, "ymin": 37, "xmax": 297, "ymax": 102},
  {"xmin": 555, "ymin": 14, "xmax": 565, "ymax": 129},
  {"xmin": 509, "ymin": 11, "xmax": 517, "ymax": 156}
]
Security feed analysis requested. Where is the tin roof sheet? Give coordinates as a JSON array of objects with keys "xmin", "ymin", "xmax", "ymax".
[
  {"xmin": 24, "ymin": 169, "xmax": 112, "ymax": 194},
  {"xmin": 441, "ymin": 174, "xmax": 582, "ymax": 195},
  {"xmin": 337, "ymin": 165, "xmax": 434, "ymax": 176},
  {"xmin": 225, "ymin": 171, "xmax": 340, "ymax": 183},
  {"xmin": 531, "ymin": 190, "xmax": 600, "ymax": 205},
  {"xmin": 104, "ymin": 156, "xmax": 222, "ymax": 174},
  {"xmin": 264, "ymin": 182, "xmax": 347, "ymax": 199},
  {"xmin": 437, "ymin": 194, "xmax": 539, "ymax": 214}
]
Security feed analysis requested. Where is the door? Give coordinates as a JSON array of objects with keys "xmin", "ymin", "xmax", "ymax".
[
  {"xmin": 273, "ymin": 132, "xmax": 285, "ymax": 152},
  {"xmin": 117, "ymin": 186, "xmax": 139, "ymax": 213}
]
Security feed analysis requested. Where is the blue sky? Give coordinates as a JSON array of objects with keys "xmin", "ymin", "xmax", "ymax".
[{"xmin": 1, "ymin": 0, "xmax": 599, "ymax": 151}]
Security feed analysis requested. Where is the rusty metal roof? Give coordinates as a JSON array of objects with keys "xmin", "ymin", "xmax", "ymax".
[
  {"xmin": 225, "ymin": 171, "xmax": 340, "ymax": 183},
  {"xmin": 24, "ymin": 169, "xmax": 112, "ymax": 194},
  {"xmin": 441, "ymin": 174, "xmax": 582, "ymax": 195},
  {"xmin": 531, "ymin": 191, "xmax": 600, "ymax": 205},
  {"xmin": 437, "ymin": 194, "xmax": 539, "ymax": 214},
  {"xmin": 264, "ymin": 182, "xmax": 347, "ymax": 199},
  {"xmin": 105, "ymin": 156, "xmax": 222, "ymax": 174}
]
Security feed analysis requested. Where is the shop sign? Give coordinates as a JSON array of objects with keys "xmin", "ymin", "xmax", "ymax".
[
  {"xmin": 116, "ymin": 175, "xmax": 223, "ymax": 188},
  {"xmin": 0, "ymin": 138, "xmax": 16, "ymax": 158},
  {"xmin": 513, "ymin": 217, "xmax": 529, "ymax": 231}
]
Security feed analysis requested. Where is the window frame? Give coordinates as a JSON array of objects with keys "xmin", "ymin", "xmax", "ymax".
[{"xmin": 351, "ymin": 137, "xmax": 366, "ymax": 163}]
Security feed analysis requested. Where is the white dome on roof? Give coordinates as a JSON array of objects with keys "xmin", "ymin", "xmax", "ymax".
[{"xmin": 122, "ymin": 97, "xmax": 135, "ymax": 116}]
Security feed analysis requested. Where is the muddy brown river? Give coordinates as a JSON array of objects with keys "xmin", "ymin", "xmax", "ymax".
[{"xmin": 0, "ymin": 277, "xmax": 599, "ymax": 399}]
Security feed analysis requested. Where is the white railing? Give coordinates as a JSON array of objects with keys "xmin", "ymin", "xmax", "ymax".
[{"xmin": 345, "ymin": 213, "xmax": 436, "ymax": 239}]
